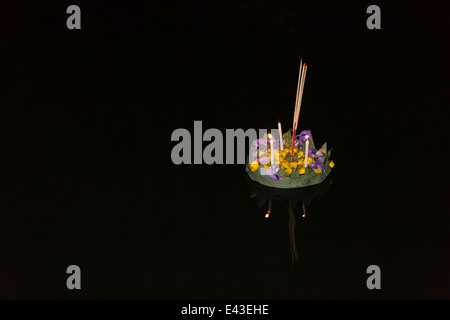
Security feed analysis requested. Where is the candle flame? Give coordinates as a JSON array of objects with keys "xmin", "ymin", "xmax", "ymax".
[
  {"xmin": 268, "ymin": 133, "xmax": 272, "ymax": 139},
  {"xmin": 265, "ymin": 212, "xmax": 270, "ymax": 218},
  {"xmin": 305, "ymin": 135, "xmax": 309, "ymax": 139}
]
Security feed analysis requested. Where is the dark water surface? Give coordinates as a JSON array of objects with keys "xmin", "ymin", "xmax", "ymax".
[{"xmin": 1, "ymin": 1, "xmax": 448, "ymax": 299}]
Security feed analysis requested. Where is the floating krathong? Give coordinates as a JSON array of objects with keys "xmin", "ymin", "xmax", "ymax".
[{"xmin": 246, "ymin": 61, "xmax": 335, "ymax": 189}]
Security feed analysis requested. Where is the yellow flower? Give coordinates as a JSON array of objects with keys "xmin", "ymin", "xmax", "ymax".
[
  {"xmin": 297, "ymin": 151, "xmax": 304, "ymax": 158},
  {"xmin": 293, "ymin": 147, "xmax": 299, "ymax": 154},
  {"xmin": 314, "ymin": 168, "xmax": 322, "ymax": 173},
  {"xmin": 284, "ymin": 167, "xmax": 293, "ymax": 176},
  {"xmin": 264, "ymin": 163, "xmax": 271, "ymax": 169},
  {"xmin": 280, "ymin": 160, "xmax": 289, "ymax": 169},
  {"xmin": 298, "ymin": 167, "xmax": 305, "ymax": 175},
  {"xmin": 307, "ymin": 157, "xmax": 314, "ymax": 164},
  {"xmin": 329, "ymin": 160, "xmax": 335, "ymax": 168},
  {"xmin": 258, "ymin": 150, "xmax": 265, "ymax": 157},
  {"xmin": 289, "ymin": 161, "xmax": 298, "ymax": 169},
  {"xmin": 250, "ymin": 161, "xmax": 260, "ymax": 172}
]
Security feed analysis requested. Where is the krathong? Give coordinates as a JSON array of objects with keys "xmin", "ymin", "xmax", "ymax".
[{"xmin": 246, "ymin": 60, "xmax": 335, "ymax": 188}]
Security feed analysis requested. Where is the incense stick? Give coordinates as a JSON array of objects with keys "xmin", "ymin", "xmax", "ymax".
[
  {"xmin": 291, "ymin": 60, "xmax": 304, "ymax": 161},
  {"xmin": 293, "ymin": 63, "xmax": 306, "ymax": 130},
  {"xmin": 292, "ymin": 59, "xmax": 303, "ymax": 131},
  {"xmin": 294, "ymin": 64, "xmax": 307, "ymax": 132}
]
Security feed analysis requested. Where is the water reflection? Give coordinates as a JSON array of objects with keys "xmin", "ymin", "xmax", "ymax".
[{"xmin": 248, "ymin": 176, "xmax": 333, "ymax": 265}]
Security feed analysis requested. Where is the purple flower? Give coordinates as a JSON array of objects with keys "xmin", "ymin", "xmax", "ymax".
[
  {"xmin": 250, "ymin": 138, "xmax": 268, "ymax": 153},
  {"xmin": 258, "ymin": 156, "xmax": 269, "ymax": 165},
  {"xmin": 293, "ymin": 130, "xmax": 312, "ymax": 147},
  {"xmin": 272, "ymin": 138, "xmax": 286, "ymax": 149},
  {"xmin": 265, "ymin": 167, "xmax": 283, "ymax": 180},
  {"xmin": 308, "ymin": 148, "xmax": 317, "ymax": 157},
  {"xmin": 298, "ymin": 130, "xmax": 312, "ymax": 143},
  {"xmin": 314, "ymin": 149, "xmax": 325, "ymax": 164},
  {"xmin": 315, "ymin": 149, "xmax": 326, "ymax": 157},
  {"xmin": 315, "ymin": 156, "xmax": 325, "ymax": 164},
  {"xmin": 315, "ymin": 163, "xmax": 323, "ymax": 170},
  {"xmin": 308, "ymin": 158, "xmax": 319, "ymax": 169}
]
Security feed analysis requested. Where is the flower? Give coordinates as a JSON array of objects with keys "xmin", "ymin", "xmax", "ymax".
[
  {"xmin": 315, "ymin": 156, "xmax": 325, "ymax": 164},
  {"xmin": 314, "ymin": 149, "xmax": 326, "ymax": 164},
  {"xmin": 289, "ymin": 161, "xmax": 298, "ymax": 169},
  {"xmin": 250, "ymin": 161, "xmax": 259, "ymax": 172},
  {"xmin": 284, "ymin": 167, "xmax": 293, "ymax": 176},
  {"xmin": 280, "ymin": 160, "xmax": 289, "ymax": 169},
  {"xmin": 258, "ymin": 156, "xmax": 269, "ymax": 165},
  {"xmin": 250, "ymin": 138, "xmax": 268, "ymax": 153},
  {"xmin": 294, "ymin": 130, "xmax": 312, "ymax": 146},
  {"xmin": 248, "ymin": 131, "xmax": 334, "ymax": 181},
  {"xmin": 264, "ymin": 167, "xmax": 282, "ymax": 180},
  {"xmin": 307, "ymin": 156, "xmax": 318, "ymax": 169},
  {"xmin": 272, "ymin": 137, "xmax": 286, "ymax": 149}
]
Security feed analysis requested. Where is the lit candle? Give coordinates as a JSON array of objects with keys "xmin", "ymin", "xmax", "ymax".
[
  {"xmin": 278, "ymin": 121, "xmax": 283, "ymax": 151},
  {"xmin": 304, "ymin": 135, "xmax": 309, "ymax": 168},
  {"xmin": 268, "ymin": 133, "xmax": 275, "ymax": 165}
]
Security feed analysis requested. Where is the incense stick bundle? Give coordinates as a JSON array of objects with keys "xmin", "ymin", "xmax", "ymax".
[
  {"xmin": 292, "ymin": 60, "xmax": 303, "ymax": 132},
  {"xmin": 290, "ymin": 60, "xmax": 307, "ymax": 161},
  {"xmin": 294, "ymin": 63, "xmax": 307, "ymax": 132}
]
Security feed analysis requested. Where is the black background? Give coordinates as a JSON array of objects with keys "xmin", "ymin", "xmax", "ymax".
[{"xmin": 1, "ymin": 1, "xmax": 449, "ymax": 299}]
